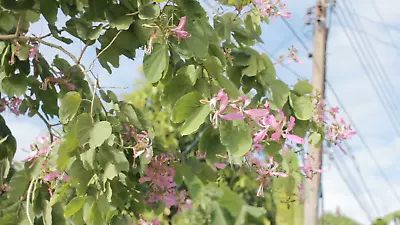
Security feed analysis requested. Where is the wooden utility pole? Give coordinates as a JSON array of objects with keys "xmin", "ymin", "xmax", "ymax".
[{"xmin": 303, "ymin": 0, "xmax": 328, "ymax": 225}]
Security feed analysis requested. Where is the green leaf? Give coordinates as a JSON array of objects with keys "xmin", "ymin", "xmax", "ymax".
[
  {"xmin": 219, "ymin": 121, "xmax": 252, "ymax": 158},
  {"xmin": 177, "ymin": 65, "xmax": 198, "ymax": 85},
  {"xmin": 199, "ymin": 127, "xmax": 227, "ymax": 161},
  {"xmin": 171, "ymin": 92, "xmax": 210, "ymax": 135},
  {"xmin": 89, "ymin": 202, "xmax": 104, "ymax": 225},
  {"xmin": 211, "ymin": 202, "xmax": 228, "ymax": 225},
  {"xmin": 308, "ymin": 132, "xmax": 322, "ymax": 146},
  {"xmin": 65, "ymin": 196, "xmax": 86, "ymax": 218},
  {"xmin": 75, "ymin": 113, "xmax": 94, "ymax": 146},
  {"xmin": 59, "ymin": 92, "xmax": 82, "ymax": 124},
  {"xmin": 292, "ymin": 96, "xmax": 313, "ymax": 120},
  {"xmin": 0, "ymin": 12, "xmax": 17, "ymax": 32},
  {"xmin": 81, "ymin": 148, "xmax": 96, "ymax": 170},
  {"xmin": 40, "ymin": 0, "xmax": 58, "ymax": 23},
  {"xmin": 105, "ymin": 5, "xmax": 134, "ymax": 30},
  {"xmin": 171, "ymin": 92, "xmax": 203, "ymax": 123},
  {"xmin": 180, "ymin": 104, "xmax": 210, "ymax": 135},
  {"xmin": 143, "ymin": 43, "xmax": 168, "ymax": 83},
  {"xmin": 269, "ymin": 80, "xmax": 290, "ymax": 109},
  {"xmin": 89, "ymin": 121, "xmax": 112, "ymax": 148},
  {"xmin": 294, "ymin": 80, "xmax": 313, "ymax": 95},
  {"xmin": 0, "ymin": 135, "xmax": 8, "ymax": 144},
  {"xmin": 139, "ymin": 3, "xmax": 161, "ymax": 20},
  {"xmin": 203, "ymin": 57, "xmax": 241, "ymax": 98},
  {"xmin": 219, "ymin": 185, "xmax": 245, "ymax": 216},
  {"xmin": 162, "ymin": 72, "xmax": 193, "ymax": 108},
  {"xmin": 43, "ymin": 200, "xmax": 52, "ymax": 225},
  {"xmin": 1, "ymin": 75, "xmax": 28, "ymax": 96},
  {"xmin": 0, "ymin": 213, "xmax": 18, "ymax": 225},
  {"xmin": 7, "ymin": 170, "xmax": 29, "ymax": 201}
]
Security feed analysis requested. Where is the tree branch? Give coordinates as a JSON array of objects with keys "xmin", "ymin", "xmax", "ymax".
[
  {"xmin": 88, "ymin": 30, "xmax": 122, "ymax": 71},
  {"xmin": 36, "ymin": 111, "xmax": 54, "ymax": 143}
]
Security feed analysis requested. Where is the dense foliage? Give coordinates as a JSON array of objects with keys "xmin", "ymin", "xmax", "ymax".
[{"xmin": 0, "ymin": 0, "xmax": 356, "ymax": 224}]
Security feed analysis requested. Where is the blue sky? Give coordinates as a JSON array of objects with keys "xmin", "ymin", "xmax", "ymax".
[{"xmin": 2, "ymin": 0, "xmax": 400, "ymax": 224}]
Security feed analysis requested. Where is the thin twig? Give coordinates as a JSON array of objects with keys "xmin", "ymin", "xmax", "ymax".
[
  {"xmin": 15, "ymin": 14, "xmax": 24, "ymax": 36},
  {"xmin": 90, "ymin": 81, "xmax": 98, "ymax": 123},
  {"xmin": 36, "ymin": 111, "xmax": 54, "ymax": 143},
  {"xmin": 38, "ymin": 33, "xmax": 52, "ymax": 39},
  {"xmin": 78, "ymin": 40, "xmax": 91, "ymax": 64},
  {"xmin": 26, "ymin": 179, "xmax": 36, "ymax": 225},
  {"xmin": 88, "ymin": 30, "xmax": 122, "ymax": 71},
  {"xmin": 126, "ymin": 11, "xmax": 139, "ymax": 16}
]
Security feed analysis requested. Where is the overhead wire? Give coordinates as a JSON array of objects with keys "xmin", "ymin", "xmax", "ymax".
[
  {"xmin": 325, "ymin": 80, "xmax": 400, "ymax": 204},
  {"xmin": 329, "ymin": 150, "xmax": 374, "ymax": 222},
  {"xmin": 338, "ymin": 1, "xmax": 400, "ymax": 130},
  {"xmin": 370, "ymin": 0, "xmax": 399, "ymax": 52},
  {"xmin": 344, "ymin": 0, "xmax": 400, "ymax": 109},
  {"xmin": 333, "ymin": 6, "xmax": 400, "ymax": 136}
]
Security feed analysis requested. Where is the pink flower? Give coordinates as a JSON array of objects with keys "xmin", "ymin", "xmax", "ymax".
[
  {"xmin": 213, "ymin": 163, "xmax": 227, "ymax": 169},
  {"xmin": 195, "ymin": 150, "xmax": 207, "ymax": 159},
  {"xmin": 145, "ymin": 29, "xmax": 157, "ymax": 55},
  {"xmin": 22, "ymin": 136, "xmax": 59, "ymax": 168},
  {"xmin": 43, "ymin": 171, "xmax": 70, "ymax": 182},
  {"xmin": 256, "ymin": 156, "xmax": 288, "ymax": 197},
  {"xmin": 278, "ymin": 11, "xmax": 292, "ymax": 18},
  {"xmin": 253, "ymin": 111, "xmax": 304, "ymax": 144},
  {"xmin": 299, "ymin": 158, "xmax": 324, "ymax": 179},
  {"xmin": 221, "ymin": 98, "xmax": 270, "ymax": 121},
  {"xmin": 29, "ymin": 44, "xmax": 39, "ymax": 59},
  {"xmin": 171, "ymin": 16, "xmax": 191, "ymax": 43},
  {"xmin": 210, "ymin": 89, "xmax": 229, "ymax": 127}
]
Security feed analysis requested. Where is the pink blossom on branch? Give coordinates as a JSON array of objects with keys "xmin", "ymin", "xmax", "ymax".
[
  {"xmin": 256, "ymin": 156, "xmax": 288, "ymax": 197},
  {"xmin": 139, "ymin": 154, "xmax": 191, "ymax": 210},
  {"xmin": 170, "ymin": 16, "xmax": 191, "ymax": 43},
  {"xmin": 299, "ymin": 158, "xmax": 324, "ymax": 179}
]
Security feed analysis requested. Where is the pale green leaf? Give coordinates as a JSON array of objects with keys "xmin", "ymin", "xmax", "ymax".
[
  {"xmin": 59, "ymin": 92, "xmax": 82, "ymax": 124},
  {"xmin": 219, "ymin": 121, "xmax": 252, "ymax": 157},
  {"xmin": 294, "ymin": 80, "xmax": 313, "ymax": 95},
  {"xmin": 143, "ymin": 43, "xmax": 168, "ymax": 83},
  {"xmin": 89, "ymin": 121, "xmax": 112, "ymax": 148},
  {"xmin": 139, "ymin": 3, "xmax": 161, "ymax": 20},
  {"xmin": 269, "ymin": 80, "xmax": 290, "ymax": 109},
  {"xmin": 292, "ymin": 96, "xmax": 313, "ymax": 120},
  {"xmin": 64, "ymin": 196, "xmax": 86, "ymax": 218}
]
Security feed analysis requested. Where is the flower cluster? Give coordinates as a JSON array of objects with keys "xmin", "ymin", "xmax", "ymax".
[
  {"xmin": 253, "ymin": 0, "xmax": 291, "ymax": 20},
  {"xmin": 22, "ymin": 136, "xmax": 59, "ymax": 168},
  {"xmin": 299, "ymin": 158, "xmax": 324, "ymax": 179},
  {"xmin": 315, "ymin": 100, "xmax": 357, "ymax": 153},
  {"xmin": 124, "ymin": 124, "xmax": 153, "ymax": 167},
  {"xmin": 139, "ymin": 154, "xmax": 192, "ymax": 211},
  {"xmin": 208, "ymin": 89, "xmax": 304, "ymax": 146},
  {"xmin": 248, "ymin": 155, "xmax": 288, "ymax": 197},
  {"xmin": 276, "ymin": 46, "xmax": 303, "ymax": 66},
  {"xmin": 0, "ymin": 97, "xmax": 22, "ymax": 116},
  {"xmin": 145, "ymin": 16, "xmax": 190, "ymax": 54}
]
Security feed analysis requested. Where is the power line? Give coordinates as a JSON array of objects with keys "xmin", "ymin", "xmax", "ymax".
[
  {"xmin": 326, "ymin": 81, "xmax": 400, "ymax": 204},
  {"xmin": 329, "ymin": 151, "xmax": 374, "ymax": 222},
  {"xmin": 339, "ymin": 1, "xmax": 400, "ymax": 127},
  {"xmin": 370, "ymin": 0, "xmax": 399, "ymax": 52},
  {"xmin": 333, "ymin": 6, "xmax": 400, "ymax": 136},
  {"xmin": 281, "ymin": 18, "xmax": 311, "ymax": 53},
  {"xmin": 335, "ymin": 144, "xmax": 381, "ymax": 217}
]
